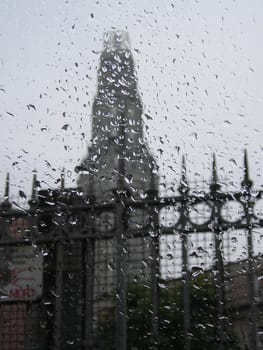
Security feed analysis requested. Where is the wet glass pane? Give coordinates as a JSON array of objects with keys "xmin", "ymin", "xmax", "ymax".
[{"xmin": 1, "ymin": 1, "xmax": 263, "ymax": 349}]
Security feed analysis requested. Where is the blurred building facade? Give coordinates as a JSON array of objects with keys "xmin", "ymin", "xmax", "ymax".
[{"xmin": 225, "ymin": 257, "xmax": 263, "ymax": 348}]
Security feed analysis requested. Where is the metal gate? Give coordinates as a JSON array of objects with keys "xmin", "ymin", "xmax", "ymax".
[{"xmin": 0, "ymin": 153, "xmax": 263, "ymax": 350}]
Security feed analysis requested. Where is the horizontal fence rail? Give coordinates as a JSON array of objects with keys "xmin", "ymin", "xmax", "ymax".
[{"xmin": 1, "ymin": 189, "xmax": 263, "ymax": 243}]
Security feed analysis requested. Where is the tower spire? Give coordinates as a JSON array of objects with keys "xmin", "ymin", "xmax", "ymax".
[{"xmin": 77, "ymin": 30, "xmax": 158, "ymax": 200}]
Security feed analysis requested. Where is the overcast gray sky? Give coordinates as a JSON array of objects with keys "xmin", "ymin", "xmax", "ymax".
[{"xmin": 1, "ymin": 0, "xmax": 263, "ymax": 200}]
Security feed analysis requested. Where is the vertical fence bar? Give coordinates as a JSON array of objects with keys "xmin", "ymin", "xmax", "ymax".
[
  {"xmin": 115, "ymin": 198, "xmax": 127, "ymax": 350},
  {"xmin": 182, "ymin": 228, "xmax": 190, "ymax": 350},
  {"xmin": 82, "ymin": 203, "xmax": 95, "ymax": 350},
  {"xmin": 54, "ymin": 242, "xmax": 63, "ymax": 350},
  {"xmin": 113, "ymin": 102, "xmax": 128, "ymax": 350},
  {"xmin": 211, "ymin": 155, "xmax": 225, "ymax": 350},
  {"xmin": 179, "ymin": 156, "xmax": 190, "ymax": 350},
  {"xmin": 0, "ymin": 304, "xmax": 2, "ymax": 348},
  {"xmin": 246, "ymin": 216, "xmax": 258, "ymax": 350},
  {"xmin": 151, "ymin": 235, "xmax": 159, "ymax": 349},
  {"xmin": 241, "ymin": 152, "xmax": 259, "ymax": 350},
  {"xmin": 82, "ymin": 206, "xmax": 95, "ymax": 350},
  {"xmin": 214, "ymin": 228, "xmax": 225, "ymax": 350},
  {"xmin": 83, "ymin": 237, "xmax": 95, "ymax": 349},
  {"xmin": 148, "ymin": 186, "xmax": 159, "ymax": 349}
]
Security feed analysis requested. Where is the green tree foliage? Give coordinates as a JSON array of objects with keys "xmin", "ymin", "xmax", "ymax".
[{"xmin": 97, "ymin": 273, "xmax": 240, "ymax": 349}]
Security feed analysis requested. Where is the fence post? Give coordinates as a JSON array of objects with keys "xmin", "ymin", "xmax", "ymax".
[
  {"xmin": 54, "ymin": 241, "xmax": 63, "ymax": 350},
  {"xmin": 82, "ymin": 200, "xmax": 95, "ymax": 350},
  {"xmin": 242, "ymin": 151, "xmax": 259, "ymax": 350},
  {"xmin": 147, "ymin": 184, "xmax": 159, "ymax": 349},
  {"xmin": 210, "ymin": 154, "xmax": 226, "ymax": 350},
  {"xmin": 179, "ymin": 156, "xmax": 190, "ymax": 350},
  {"xmin": 115, "ymin": 191, "xmax": 127, "ymax": 350}
]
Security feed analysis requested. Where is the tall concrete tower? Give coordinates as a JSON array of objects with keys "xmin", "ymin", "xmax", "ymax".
[
  {"xmin": 76, "ymin": 33, "xmax": 159, "ymax": 339},
  {"xmin": 76, "ymin": 30, "xmax": 158, "ymax": 200}
]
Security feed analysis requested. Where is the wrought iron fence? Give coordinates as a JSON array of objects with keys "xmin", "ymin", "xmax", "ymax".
[{"xmin": 0, "ymin": 153, "xmax": 263, "ymax": 349}]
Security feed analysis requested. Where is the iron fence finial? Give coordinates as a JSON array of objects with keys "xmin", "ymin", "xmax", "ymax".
[
  {"xmin": 179, "ymin": 155, "xmax": 189, "ymax": 195},
  {"xmin": 212, "ymin": 153, "xmax": 218, "ymax": 184},
  {"xmin": 28, "ymin": 171, "xmax": 40, "ymax": 208},
  {"xmin": 2, "ymin": 172, "xmax": 11, "ymax": 210},
  {"xmin": 61, "ymin": 168, "xmax": 65, "ymax": 191},
  {"xmin": 210, "ymin": 154, "xmax": 220, "ymax": 192},
  {"xmin": 241, "ymin": 149, "xmax": 253, "ymax": 189},
  {"xmin": 4, "ymin": 172, "xmax": 9, "ymax": 200},
  {"xmin": 31, "ymin": 172, "xmax": 37, "ymax": 200}
]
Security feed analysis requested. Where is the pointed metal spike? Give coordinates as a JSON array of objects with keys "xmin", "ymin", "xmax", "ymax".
[
  {"xmin": 181, "ymin": 155, "xmax": 187, "ymax": 182},
  {"xmin": 179, "ymin": 155, "xmax": 189, "ymax": 194},
  {"xmin": 212, "ymin": 153, "xmax": 218, "ymax": 184},
  {"xmin": 61, "ymin": 168, "xmax": 65, "ymax": 190},
  {"xmin": 210, "ymin": 154, "xmax": 221, "ymax": 192},
  {"xmin": 2, "ymin": 172, "xmax": 12, "ymax": 209},
  {"xmin": 31, "ymin": 173, "xmax": 37, "ymax": 200},
  {"xmin": 28, "ymin": 171, "xmax": 39, "ymax": 208},
  {"xmin": 4, "ymin": 172, "xmax": 10, "ymax": 199},
  {"xmin": 242, "ymin": 149, "xmax": 253, "ymax": 189},
  {"xmin": 244, "ymin": 149, "xmax": 249, "ymax": 181}
]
